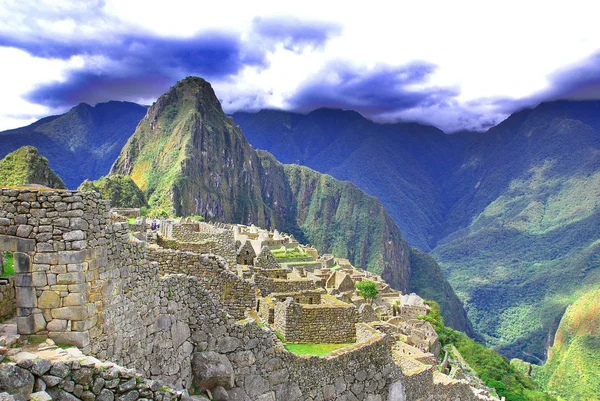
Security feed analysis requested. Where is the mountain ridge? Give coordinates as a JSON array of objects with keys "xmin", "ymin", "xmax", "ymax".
[
  {"xmin": 0, "ymin": 101, "xmax": 147, "ymax": 189},
  {"xmin": 233, "ymin": 99, "xmax": 600, "ymax": 365},
  {"xmin": 109, "ymin": 76, "xmax": 475, "ymax": 335}
]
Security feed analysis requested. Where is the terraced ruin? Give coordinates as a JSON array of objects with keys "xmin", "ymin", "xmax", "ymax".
[{"xmin": 0, "ymin": 188, "xmax": 498, "ymax": 401}]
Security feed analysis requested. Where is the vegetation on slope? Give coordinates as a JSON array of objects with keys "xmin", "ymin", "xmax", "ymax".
[
  {"xmin": 520, "ymin": 287, "xmax": 600, "ymax": 400},
  {"xmin": 78, "ymin": 175, "xmax": 148, "ymax": 208},
  {"xmin": 435, "ymin": 109, "xmax": 600, "ymax": 362},
  {"xmin": 424, "ymin": 302, "xmax": 555, "ymax": 401},
  {"xmin": 235, "ymin": 101, "xmax": 600, "ymax": 370},
  {"xmin": 0, "ymin": 101, "xmax": 146, "ymax": 188},
  {"xmin": 408, "ymin": 247, "xmax": 477, "ymax": 337},
  {"xmin": 0, "ymin": 146, "xmax": 66, "ymax": 189}
]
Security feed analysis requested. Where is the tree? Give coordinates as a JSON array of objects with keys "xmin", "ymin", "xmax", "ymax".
[{"xmin": 355, "ymin": 280, "xmax": 378, "ymax": 304}]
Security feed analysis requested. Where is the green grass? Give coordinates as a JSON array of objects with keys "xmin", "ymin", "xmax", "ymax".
[
  {"xmin": 283, "ymin": 261, "xmax": 321, "ymax": 266},
  {"xmin": 2, "ymin": 252, "xmax": 14, "ymax": 276},
  {"xmin": 275, "ymin": 330, "xmax": 353, "ymax": 356},
  {"xmin": 526, "ymin": 287, "xmax": 600, "ymax": 401},
  {"xmin": 282, "ymin": 342, "xmax": 353, "ymax": 356}
]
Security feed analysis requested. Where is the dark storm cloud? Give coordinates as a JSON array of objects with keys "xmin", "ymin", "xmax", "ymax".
[
  {"xmin": 9, "ymin": 31, "xmax": 267, "ymax": 108},
  {"xmin": 251, "ymin": 16, "xmax": 342, "ymax": 52},
  {"xmin": 289, "ymin": 62, "xmax": 458, "ymax": 116},
  {"xmin": 478, "ymin": 52, "xmax": 600, "ymax": 117},
  {"xmin": 545, "ymin": 52, "xmax": 600, "ymax": 100}
]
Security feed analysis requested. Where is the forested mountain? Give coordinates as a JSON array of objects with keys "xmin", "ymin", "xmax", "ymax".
[
  {"xmin": 233, "ymin": 100, "xmax": 600, "ymax": 363},
  {"xmin": 0, "ymin": 101, "xmax": 147, "ymax": 189},
  {"xmin": 110, "ymin": 77, "xmax": 474, "ymax": 334}
]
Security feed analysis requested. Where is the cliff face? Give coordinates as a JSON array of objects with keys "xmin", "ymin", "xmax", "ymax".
[
  {"xmin": 111, "ymin": 77, "xmax": 412, "ymax": 292},
  {"xmin": 0, "ymin": 146, "xmax": 66, "ymax": 189},
  {"xmin": 111, "ymin": 78, "xmax": 270, "ymax": 223}
]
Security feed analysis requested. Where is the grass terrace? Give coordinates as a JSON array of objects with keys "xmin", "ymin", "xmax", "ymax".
[
  {"xmin": 275, "ymin": 332, "xmax": 353, "ymax": 356},
  {"xmin": 272, "ymin": 246, "xmax": 306, "ymax": 259}
]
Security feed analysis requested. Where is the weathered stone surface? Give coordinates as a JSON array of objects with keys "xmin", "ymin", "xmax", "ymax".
[
  {"xmin": 244, "ymin": 375, "xmax": 270, "ymax": 399},
  {"xmin": 51, "ymin": 306, "xmax": 87, "ymax": 321},
  {"xmin": 49, "ymin": 362, "xmax": 70, "ymax": 378},
  {"xmin": 117, "ymin": 379, "xmax": 136, "ymax": 394},
  {"xmin": 96, "ymin": 389, "xmax": 114, "ymax": 401},
  {"xmin": 47, "ymin": 319, "xmax": 68, "ymax": 332},
  {"xmin": 48, "ymin": 331, "xmax": 89, "ymax": 348},
  {"xmin": 63, "ymin": 231, "xmax": 85, "ymax": 241},
  {"xmin": 0, "ymin": 365, "xmax": 34, "ymax": 400},
  {"xmin": 191, "ymin": 352, "xmax": 234, "ymax": 391},
  {"xmin": 38, "ymin": 291, "xmax": 60, "ymax": 309},
  {"xmin": 387, "ymin": 381, "xmax": 406, "ymax": 401},
  {"xmin": 116, "ymin": 390, "xmax": 138, "ymax": 401},
  {"xmin": 29, "ymin": 392, "xmax": 52, "ymax": 401},
  {"xmin": 30, "ymin": 360, "xmax": 52, "ymax": 377},
  {"xmin": 212, "ymin": 386, "xmax": 228, "ymax": 401},
  {"xmin": 41, "ymin": 375, "xmax": 63, "ymax": 387}
]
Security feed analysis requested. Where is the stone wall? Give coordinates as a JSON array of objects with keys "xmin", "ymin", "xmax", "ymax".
[
  {"xmin": 0, "ymin": 277, "xmax": 15, "ymax": 321},
  {"xmin": 0, "ymin": 188, "xmax": 114, "ymax": 350},
  {"xmin": 159, "ymin": 222, "xmax": 236, "ymax": 266},
  {"xmin": 0, "ymin": 358, "xmax": 185, "ymax": 401},
  {"xmin": 252, "ymin": 274, "xmax": 317, "ymax": 296},
  {"xmin": 0, "ymin": 188, "xmax": 497, "ymax": 401},
  {"xmin": 147, "ymin": 248, "xmax": 256, "ymax": 319},
  {"xmin": 274, "ymin": 299, "xmax": 358, "ymax": 343}
]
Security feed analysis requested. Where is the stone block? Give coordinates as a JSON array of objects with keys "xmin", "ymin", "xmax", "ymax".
[
  {"xmin": 51, "ymin": 306, "xmax": 87, "ymax": 321},
  {"xmin": 58, "ymin": 250, "xmax": 86, "ymax": 265},
  {"xmin": 50, "ymin": 265, "xmax": 67, "ymax": 274},
  {"xmin": 38, "ymin": 291, "xmax": 60, "ymax": 309},
  {"xmin": 68, "ymin": 283, "xmax": 89, "ymax": 293},
  {"xmin": 16, "ymin": 312, "xmax": 45, "ymax": 334},
  {"xmin": 47, "ymin": 318, "xmax": 68, "ymax": 332},
  {"xmin": 15, "ymin": 273, "xmax": 32, "ymax": 287},
  {"xmin": 57, "ymin": 272, "xmax": 85, "ymax": 285},
  {"xmin": 16, "ymin": 225, "xmax": 33, "ymax": 238},
  {"xmin": 49, "ymin": 331, "xmax": 90, "ymax": 348},
  {"xmin": 64, "ymin": 231, "xmax": 85, "ymax": 241},
  {"xmin": 64, "ymin": 292, "xmax": 88, "ymax": 306},
  {"xmin": 14, "ymin": 252, "xmax": 31, "ymax": 273},
  {"xmin": 16, "ymin": 286, "xmax": 36, "ymax": 307},
  {"xmin": 31, "ymin": 272, "xmax": 48, "ymax": 287},
  {"xmin": 34, "ymin": 253, "xmax": 58, "ymax": 265},
  {"xmin": 67, "ymin": 263, "xmax": 86, "ymax": 272},
  {"xmin": 191, "ymin": 351, "xmax": 234, "ymax": 391},
  {"xmin": 70, "ymin": 218, "xmax": 89, "ymax": 230},
  {"xmin": 30, "ymin": 391, "xmax": 52, "ymax": 401},
  {"xmin": 0, "ymin": 364, "xmax": 35, "ymax": 399},
  {"xmin": 17, "ymin": 315, "xmax": 35, "ymax": 334}
]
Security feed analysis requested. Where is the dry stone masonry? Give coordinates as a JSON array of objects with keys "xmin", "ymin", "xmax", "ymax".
[{"xmin": 0, "ymin": 188, "xmax": 499, "ymax": 401}]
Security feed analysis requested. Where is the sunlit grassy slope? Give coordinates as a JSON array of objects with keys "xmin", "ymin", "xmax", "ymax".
[{"xmin": 526, "ymin": 287, "xmax": 600, "ymax": 401}]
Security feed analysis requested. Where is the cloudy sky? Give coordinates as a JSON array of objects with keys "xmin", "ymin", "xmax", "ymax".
[{"xmin": 1, "ymin": 0, "xmax": 599, "ymax": 132}]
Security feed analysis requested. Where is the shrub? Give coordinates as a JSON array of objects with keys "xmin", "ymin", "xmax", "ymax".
[{"xmin": 355, "ymin": 280, "xmax": 378, "ymax": 303}]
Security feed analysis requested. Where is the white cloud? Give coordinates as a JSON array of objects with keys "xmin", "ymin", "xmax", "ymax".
[{"xmin": 1, "ymin": 0, "xmax": 600, "ymax": 131}]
